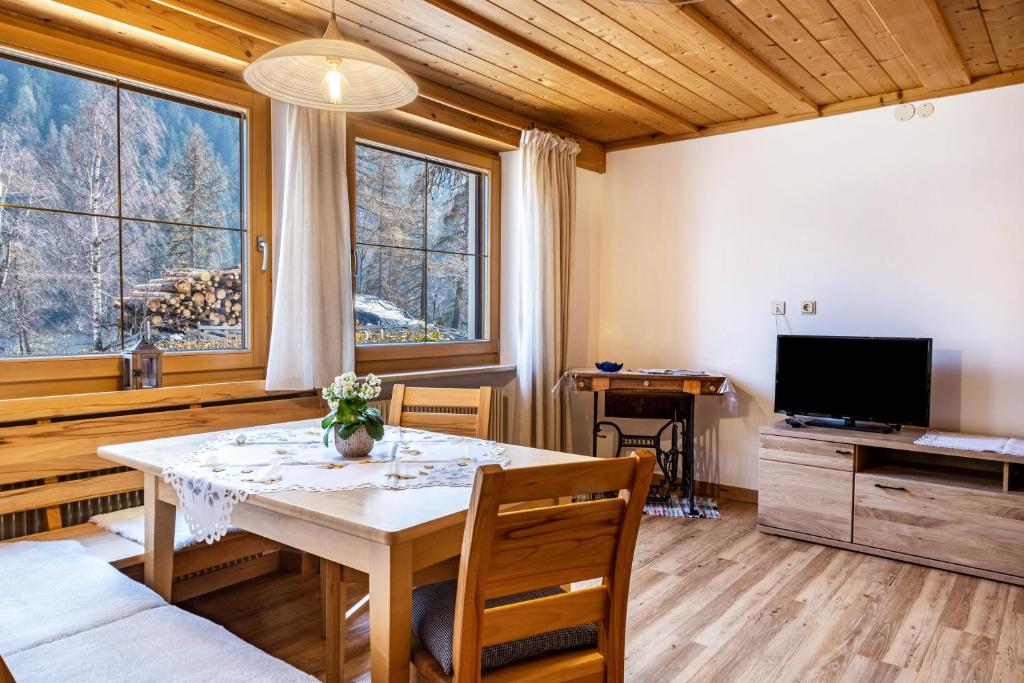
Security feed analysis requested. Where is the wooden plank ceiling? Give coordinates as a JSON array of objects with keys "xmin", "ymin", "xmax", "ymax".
[{"xmin": 0, "ymin": 0, "xmax": 1022, "ymax": 171}]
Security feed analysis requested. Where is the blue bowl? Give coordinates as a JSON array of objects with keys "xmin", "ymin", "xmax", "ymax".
[{"xmin": 595, "ymin": 361, "xmax": 624, "ymax": 373}]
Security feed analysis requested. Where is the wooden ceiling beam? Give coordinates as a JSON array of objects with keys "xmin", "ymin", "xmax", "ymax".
[
  {"xmin": 39, "ymin": 0, "xmax": 272, "ymax": 64},
  {"xmin": 413, "ymin": 79, "xmax": 606, "ymax": 172},
  {"xmin": 417, "ymin": 0, "xmax": 699, "ymax": 134},
  {"xmin": 864, "ymin": 0, "xmax": 971, "ymax": 89},
  {"xmin": 661, "ymin": 4, "xmax": 820, "ymax": 117},
  {"xmin": 605, "ymin": 68, "xmax": 1024, "ymax": 152},
  {"xmin": 0, "ymin": 0, "xmax": 607, "ymax": 171}
]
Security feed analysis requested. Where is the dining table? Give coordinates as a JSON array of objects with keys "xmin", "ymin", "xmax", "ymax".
[{"xmin": 97, "ymin": 418, "xmax": 590, "ymax": 683}]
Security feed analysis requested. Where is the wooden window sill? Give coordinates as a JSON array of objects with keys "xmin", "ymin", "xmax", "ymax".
[{"xmin": 374, "ymin": 363, "xmax": 516, "ymax": 385}]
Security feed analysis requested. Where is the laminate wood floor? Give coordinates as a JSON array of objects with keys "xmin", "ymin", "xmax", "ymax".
[{"xmin": 183, "ymin": 500, "xmax": 1024, "ymax": 682}]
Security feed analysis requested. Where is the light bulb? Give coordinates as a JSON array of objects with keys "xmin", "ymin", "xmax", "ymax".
[{"xmin": 322, "ymin": 58, "xmax": 347, "ymax": 105}]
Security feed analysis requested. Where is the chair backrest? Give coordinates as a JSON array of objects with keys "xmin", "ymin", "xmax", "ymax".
[
  {"xmin": 387, "ymin": 384, "xmax": 492, "ymax": 439},
  {"xmin": 450, "ymin": 451, "xmax": 655, "ymax": 683},
  {"xmin": 0, "ymin": 381, "xmax": 320, "ymax": 539}
]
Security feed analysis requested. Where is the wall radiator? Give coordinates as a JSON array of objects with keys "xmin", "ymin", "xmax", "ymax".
[{"xmin": 1, "ymin": 385, "xmax": 511, "ymax": 540}]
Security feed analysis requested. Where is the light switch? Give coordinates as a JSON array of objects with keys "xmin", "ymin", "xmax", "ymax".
[{"xmin": 772, "ymin": 302, "xmax": 786, "ymax": 315}]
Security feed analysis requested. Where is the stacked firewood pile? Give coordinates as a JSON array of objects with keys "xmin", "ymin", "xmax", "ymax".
[{"xmin": 118, "ymin": 266, "xmax": 242, "ymax": 331}]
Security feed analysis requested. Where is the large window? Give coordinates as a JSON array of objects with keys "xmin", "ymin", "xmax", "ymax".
[
  {"xmin": 0, "ymin": 53, "xmax": 246, "ymax": 359},
  {"xmin": 354, "ymin": 142, "xmax": 487, "ymax": 345}
]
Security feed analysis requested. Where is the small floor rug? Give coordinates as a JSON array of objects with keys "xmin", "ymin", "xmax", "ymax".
[
  {"xmin": 573, "ymin": 493, "xmax": 720, "ymax": 519},
  {"xmin": 644, "ymin": 495, "xmax": 720, "ymax": 519}
]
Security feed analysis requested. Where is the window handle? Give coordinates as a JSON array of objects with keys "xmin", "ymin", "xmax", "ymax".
[{"xmin": 256, "ymin": 236, "xmax": 268, "ymax": 272}]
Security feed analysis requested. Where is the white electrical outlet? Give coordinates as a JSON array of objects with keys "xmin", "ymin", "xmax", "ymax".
[
  {"xmin": 801, "ymin": 301, "xmax": 817, "ymax": 315},
  {"xmin": 772, "ymin": 301, "xmax": 786, "ymax": 315}
]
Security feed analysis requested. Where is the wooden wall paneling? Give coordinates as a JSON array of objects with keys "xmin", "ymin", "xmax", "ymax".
[
  {"xmin": 696, "ymin": 0, "xmax": 840, "ymax": 105},
  {"xmin": 864, "ymin": 0, "xmax": 973, "ymax": 88},
  {"xmin": 730, "ymin": 0, "xmax": 870, "ymax": 100},
  {"xmin": 495, "ymin": 0, "xmax": 765, "ymax": 121},
  {"xmin": 936, "ymin": 0, "xmax": 1002, "ymax": 76},
  {"xmin": 584, "ymin": 0, "xmax": 817, "ymax": 118},
  {"xmin": 409, "ymin": 0, "xmax": 701, "ymax": 135},
  {"xmin": 0, "ymin": 397, "xmax": 322, "ymax": 482},
  {"xmin": 829, "ymin": 0, "xmax": 924, "ymax": 89},
  {"xmin": 778, "ymin": 0, "xmax": 899, "ymax": 95},
  {"xmin": 0, "ymin": 471, "xmax": 144, "ymax": 516},
  {"xmin": 981, "ymin": 0, "xmax": 1024, "ymax": 70},
  {"xmin": 0, "ymin": 380, "xmax": 284, "ymax": 423}
]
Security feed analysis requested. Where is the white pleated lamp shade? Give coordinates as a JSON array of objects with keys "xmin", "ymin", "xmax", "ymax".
[{"xmin": 243, "ymin": 21, "xmax": 417, "ymax": 112}]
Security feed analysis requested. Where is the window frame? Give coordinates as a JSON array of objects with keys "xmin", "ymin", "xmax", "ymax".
[
  {"xmin": 0, "ymin": 27, "xmax": 272, "ymax": 399},
  {"xmin": 347, "ymin": 120, "xmax": 501, "ymax": 374}
]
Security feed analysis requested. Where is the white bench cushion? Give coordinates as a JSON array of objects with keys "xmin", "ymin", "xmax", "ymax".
[
  {"xmin": 90, "ymin": 506, "xmax": 238, "ymax": 551},
  {"xmin": 0, "ymin": 541, "xmax": 165, "ymax": 656},
  {"xmin": 7, "ymin": 605, "xmax": 316, "ymax": 682}
]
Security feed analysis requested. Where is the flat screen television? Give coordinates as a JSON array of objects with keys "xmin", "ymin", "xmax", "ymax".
[{"xmin": 774, "ymin": 335, "xmax": 932, "ymax": 431}]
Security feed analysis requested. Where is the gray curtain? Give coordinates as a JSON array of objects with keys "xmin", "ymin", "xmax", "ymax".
[{"xmin": 514, "ymin": 129, "xmax": 580, "ymax": 451}]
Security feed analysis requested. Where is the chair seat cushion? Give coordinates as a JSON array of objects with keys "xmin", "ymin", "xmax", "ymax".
[
  {"xmin": 0, "ymin": 541, "xmax": 165, "ymax": 656},
  {"xmin": 6, "ymin": 605, "xmax": 317, "ymax": 683},
  {"xmin": 411, "ymin": 579, "xmax": 598, "ymax": 675}
]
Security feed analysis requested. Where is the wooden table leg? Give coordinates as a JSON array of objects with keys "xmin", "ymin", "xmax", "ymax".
[
  {"xmin": 143, "ymin": 473, "xmax": 175, "ymax": 602},
  {"xmin": 369, "ymin": 542, "xmax": 413, "ymax": 683},
  {"xmin": 321, "ymin": 558, "xmax": 347, "ymax": 683}
]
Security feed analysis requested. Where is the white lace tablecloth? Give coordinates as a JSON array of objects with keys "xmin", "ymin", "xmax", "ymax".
[{"xmin": 162, "ymin": 425, "xmax": 508, "ymax": 543}]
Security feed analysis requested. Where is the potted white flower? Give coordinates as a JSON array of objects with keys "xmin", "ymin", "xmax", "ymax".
[{"xmin": 321, "ymin": 372, "xmax": 385, "ymax": 458}]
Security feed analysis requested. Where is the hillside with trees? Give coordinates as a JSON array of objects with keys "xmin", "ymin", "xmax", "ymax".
[{"xmin": 0, "ymin": 56, "xmax": 242, "ymax": 357}]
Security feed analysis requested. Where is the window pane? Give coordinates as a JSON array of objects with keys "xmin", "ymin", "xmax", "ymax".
[
  {"xmin": 0, "ymin": 208, "xmax": 119, "ymax": 357},
  {"xmin": 426, "ymin": 253, "xmax": 481, "ymax": 341},
  {"xmin": 121, "ymin": 221, "xmax": 243, "ymax": 350},
  {"xmin": 427, "ymin": 163, "xmax": 478, "ymax": 254},
  {"xmin": 354, "ymin": 245, "xmax": 427, "ymax": 344},
  {"xmin": 120, "ymin": 89, "xmax": 241, "ymax": 229},
  {"xmin": 0, "ymin": 57, "xmax": 117, "ymax": 216},
  {"xmin": 355, "ymin": 145, "xmax": 425, "ymax": 249}
]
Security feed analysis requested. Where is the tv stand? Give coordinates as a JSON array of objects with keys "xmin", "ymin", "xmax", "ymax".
[
  {"xmin": 786, "ymin": 416, "xmax": 900, "ymax": 434},
  {"xmin": 758, "ymin": 420, "xmax": 1024, "ymax": 586}
]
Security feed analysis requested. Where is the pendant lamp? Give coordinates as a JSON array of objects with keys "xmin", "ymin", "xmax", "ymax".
[{"xmin": 243, "ymin": 4, "xmax": 417, "ymax": 112}]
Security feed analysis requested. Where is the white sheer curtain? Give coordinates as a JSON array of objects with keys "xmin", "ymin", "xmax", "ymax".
[
  {"xmin": 265, "ymin": 104, "xmax": 353, "ymax": 390},
  {"xmin": 514, "ymin": 129, "xmax": 580, "ymax": 451}
]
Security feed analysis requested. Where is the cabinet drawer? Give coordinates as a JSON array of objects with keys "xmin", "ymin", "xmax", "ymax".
[
  {"xmin": 758, "ymin": 459, "xmax": 852, "ymax": 541},
  {"xmin": 759, "ymin": 435, "xmax": 854, "ymax": 471},
  {"xmin": 854, "ymin": 471, "xmax": 1024, "ymax": 578}
]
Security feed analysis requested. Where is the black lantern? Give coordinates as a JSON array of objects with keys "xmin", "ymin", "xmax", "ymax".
[{"xmin": 123, "ymin": 326, "xmax": 164, "ymax": 390}]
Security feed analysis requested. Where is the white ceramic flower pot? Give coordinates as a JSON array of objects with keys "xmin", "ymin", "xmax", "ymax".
[{"xmin": 334, "ymin": 425, "xmax": 375, "ymax": 458}]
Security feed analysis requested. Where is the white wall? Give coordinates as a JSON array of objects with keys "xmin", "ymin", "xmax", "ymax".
[{"xmin": 597, "ymin": 83, "xmax": 1024, "ymax": 489}]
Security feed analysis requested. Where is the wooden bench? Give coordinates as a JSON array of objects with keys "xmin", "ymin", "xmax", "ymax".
[{"xmin": 0, "ymin": 381, "xmax": 323, "ymax": 602}]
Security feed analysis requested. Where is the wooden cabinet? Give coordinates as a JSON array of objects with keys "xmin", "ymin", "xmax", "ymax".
[
  {"xmin": 760, "ymin": 434, "xmax": 853, "ymax": 470},
  {"xmin": 757, "ymin": 422, "xmax": 1024, "ymax": 586},
  {"xmin": 758, "ymin": 459, "xmax": 852, "ymax": 541},
  {"xmin": 854, "ymin": 468, "xmax": 1024, "ymax": 578}
]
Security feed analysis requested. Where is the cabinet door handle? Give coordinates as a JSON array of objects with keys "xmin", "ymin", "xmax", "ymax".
[
  {"xmin": 835, "ymin": 449, "xmax": 853, "ymax": 455},
  {"xmin": 874, "ymin": 483, "xmax": 908, "ymax": 492}
]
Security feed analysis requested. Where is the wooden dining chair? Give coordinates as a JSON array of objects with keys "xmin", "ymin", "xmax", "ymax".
[
  {"xmin": 0, "ymin": 654, "xmax": 15, "ymax": 683},
  {"xmin": 319, "ymin": 383, "xmax": 493, "ymax": 680},
  {"xmin": 410, "ymin": 450, "xmax": 656, "ymax": 683},
  {"xmin": 388, "ymin": 384, "xmax": 492, "ymax": 439}
]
